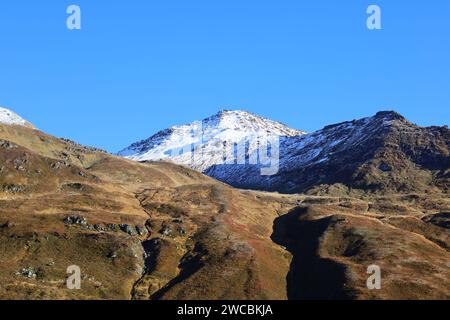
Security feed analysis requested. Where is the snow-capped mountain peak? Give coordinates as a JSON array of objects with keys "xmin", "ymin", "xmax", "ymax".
[
  {"xmin": 118, "ymin": 109, "xmax": 305, "ymax": 172},
  {"xmin": 0, "ymin": 107, "xmax": 35, "ymax": 129},
  {"xmin": 118, "ymin": 109, "xmax": 449, "ymax": 194},
  {"xmin": 205, "ymin": 109, "xmax": 303, "ymax": 136}
]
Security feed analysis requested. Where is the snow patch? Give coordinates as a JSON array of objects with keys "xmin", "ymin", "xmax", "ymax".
[{"xmin": 0, "ymin": 107, "xmax": 34, "ymax": 128}]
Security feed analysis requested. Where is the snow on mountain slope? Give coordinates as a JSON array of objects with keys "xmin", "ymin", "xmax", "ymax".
[
  {"xmin": 208, "ymin": 111, "xmax": 450, "ymax": 193},
  {"xmin": 120, "ymin": 110, "xmax": 449, "ymax": 194},
  {"xmin": 0, "ymin": 107, "xmax": 35, "ymax": 128},
  {"xmin": 118, "ymin": 110, "xmax": 305, "ymax": 172}
]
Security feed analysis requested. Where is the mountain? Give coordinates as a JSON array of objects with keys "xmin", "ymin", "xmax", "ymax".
[
  {"xmin": 0, "ymin": 107, "xmax": 35, "ymax": 129},
  {"xmin": 1, "ymin": 107, "xmax": 449, "ymax": 300},
  {"xmin": 0, "ymin": 111, "xmax": 292, "ymax": 300},
  {"xmin": 119, "ymin": 110, "xmax": 450, "ymax": 195},
  {"xmin": 210, "ymin": 111, "xmax": 450, "ymax": 194},
  {"xmin": 118, "ymin": 109, "xmax": 305, "ymax": 172}
]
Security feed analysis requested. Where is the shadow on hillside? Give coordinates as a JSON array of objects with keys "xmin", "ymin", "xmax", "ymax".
[
  {"xmin": 150, "ymin": 243, "xmax": 205, "ymax": 300},
  {"xmin": 205, "ymin": 164, "xmax": 267, "ymax": 189},
  {"xmin": 271, "ymin": 207, "xmax": 355, "ymax": 300}
]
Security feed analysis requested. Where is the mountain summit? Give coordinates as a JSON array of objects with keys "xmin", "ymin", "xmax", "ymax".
[
  {"xmin": 118, "ymin": 109, "xmax": 305, "ymax": 172},
  {"xmin": 0, "ymin": 107, "xmax": 35, "ymax": 129},
  {"xmin": 119, "ymin": 110, "xmax": 449, "ymax": 195},
  {"xmin": 210, "ymin": 110, "xmax": 449, "ymax": 194}
]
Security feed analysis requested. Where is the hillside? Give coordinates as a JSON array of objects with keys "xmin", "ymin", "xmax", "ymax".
[
  {"xmin": 0, "ymin": 110, "xmax": 449, "ymax": 300},
  {"xmin": 119, "ymin": 110, "xmax": 449, "ymax": 196},
  {"xmin": 0, "ymin": 121, "xmax": 289, "ymax": 299}
]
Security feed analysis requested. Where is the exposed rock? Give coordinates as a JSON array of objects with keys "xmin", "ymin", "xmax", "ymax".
[
  {"xmin": 106, "ymin": 224, "xmax": 119, "ymax": 232},
  {"xmin": 422, "ymin": 212, "xmax": 450, "ymax": 229},
  {"xmin": 64, "ymin": 215, "xmax": 88, "ymax": 226},
  {"xmin": 0, "ymin": 140, "xmax": 18, "ymax": 150},
  {"xmin": 94, "ymin": 224, "xmax": 106, "ymax": 232},
  {"xmin": 178, "ymin": 227, "xmax": 187, "ymax": 236},
  {"xmin": 136, "ymin": 225, "xmax": 148, "ymax": 236},
  {"xmin": 1, "ymin": 184, "xmax": 25, "ymax": 193},
  {"xmin": 0, "ymin": 221, "xmax": 14, "ymax": 228},
  {"xmin": 144, "ymin": 219, "xmax": 154, "ymax": 231},
  {"xmin": 120, "ymin": 224, "xmax": 136, "ymax": 235},
  {"xmin": 160, "ymin": 225, "xmax": 173, "ymax": 237},
  {"xmin": 50, "ymin": 161, "xmax": 69, "ymax": 169},
  {"xmin": 107, "ymin": 251, "xmax": 117, "ymax": 259},
  {"xmin": 16, "ymin": 267, "xmax": 37, "ymax": 279}
]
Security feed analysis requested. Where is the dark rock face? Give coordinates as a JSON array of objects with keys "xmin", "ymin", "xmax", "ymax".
[
  {"xmin": 207, "ymin": 111, "xmax": 449, "ymax": 194},
  {"xmin": 120, "ymin": 224, "xmax": 136, "ymax": 236},
  {"xmin": 422, "ymin": 212, "xmax": 450, "ymax": 229}
]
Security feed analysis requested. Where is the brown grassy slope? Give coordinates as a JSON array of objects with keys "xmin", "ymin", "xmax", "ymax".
[
  {"xmin": 262, "ymin": 192, "xmax": 450, "ymax": 300},
  {"xmin": 1, "ymin": 123, "xmax": 449, "ymax": 300},
  {"xmin": 133, "ymin": 184, "xmax": 289, "ymax": 300},
  {"xmin": 0, "ymin": 124, "xmax": 105, "ymax": 168},
  {"xmin": 0, "ymin": 124, "xmax": 289, "ymax": 300}
]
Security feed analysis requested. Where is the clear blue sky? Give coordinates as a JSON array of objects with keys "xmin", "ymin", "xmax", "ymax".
[{"xmin": 0, "ymin": 0, "xmax": 449, "ymax": 152}]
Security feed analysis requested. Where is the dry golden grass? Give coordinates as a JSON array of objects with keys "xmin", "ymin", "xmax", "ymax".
[{"xmin": 0, "ymin": 123, "xmax": 449, "ymax": 300}]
